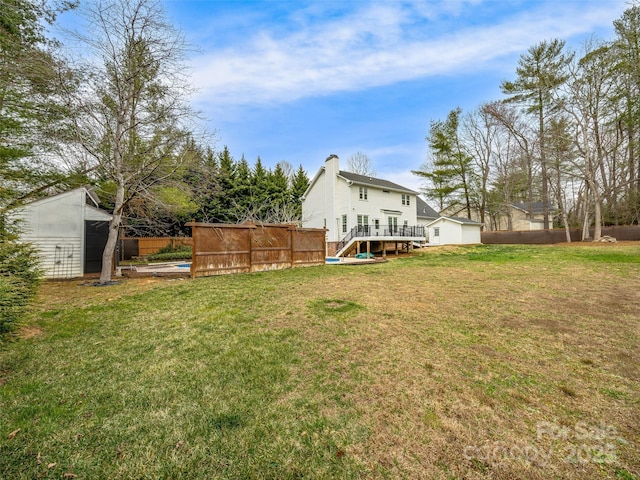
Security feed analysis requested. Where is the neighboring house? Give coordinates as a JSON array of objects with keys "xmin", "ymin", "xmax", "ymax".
[
  {"xmin": 15, "ymin": 187, "xmax": 112, "ymax": 278},
  {"xmin": 439, "ymin": 203, "xmax": 487, "ymax": 229},
  {"xmin": 302, "ymin": 154, "xmax": 425, "ymax": 256},
  {"xmin": 494, "ymin": 202, "xmax": 549, "ymax": 231},
  {"xmin": 441, "ymin": 201, "xmax": 553, "ymax": 231},
  {"xmin": 426, "ymin": 217, "xmax": 483, "ymax": 245}
]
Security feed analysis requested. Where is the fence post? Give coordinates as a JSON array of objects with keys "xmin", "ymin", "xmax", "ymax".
[
  {"xmin": 190, "ymin": 224, "xmax": 196, "ymax": 279},
  {"xmin": 290, "ymin": 227, "xmax": 295, "ymax": 268},
  {"xmin": 248, "ymin": 224, "xmax": 254, "ymax": 273}
]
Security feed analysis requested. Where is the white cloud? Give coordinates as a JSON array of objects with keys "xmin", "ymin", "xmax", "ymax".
[{"xmin": 189, "ymin": 1, "xmax": 624, "ymax": 108}]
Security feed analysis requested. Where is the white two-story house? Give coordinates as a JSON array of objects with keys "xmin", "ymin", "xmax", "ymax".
[{"xmin": 302, "ymin": 154, "xmax": 425, "ymax": 256}]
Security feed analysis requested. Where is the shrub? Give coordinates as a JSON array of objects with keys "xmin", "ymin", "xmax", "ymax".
[
  {"xmin": 0, "ymin": 240, "xmax": 42, "ymax": 339},
  {"xmin": 147, "ymin": 245, "xmax": 192, "ymax": 262},
  {"xmin": 155, "ymin": 242, "xmax": 191, "ymax": 255}
]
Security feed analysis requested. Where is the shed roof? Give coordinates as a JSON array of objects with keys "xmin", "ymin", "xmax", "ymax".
[{"xmin": 426, "ymin": 216, "xmax": 483, "ymax": 227}]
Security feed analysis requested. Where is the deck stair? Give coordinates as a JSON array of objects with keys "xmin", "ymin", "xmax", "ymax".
[{"xmin": 334, "ymin": 225, "xmax": 425, "ymax": 257}]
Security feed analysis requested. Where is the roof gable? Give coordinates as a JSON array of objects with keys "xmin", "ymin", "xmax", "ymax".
[
  {"xmin": 416, "ymin": 197, "xmax": 439, "ymax": 218},
  {"xmin": 19, "ymin": 187, "xmax": 110, "ymax": 217},
  {"xmin": 20, "ymin": 187, "xmax": 90, "ymax": 209}
]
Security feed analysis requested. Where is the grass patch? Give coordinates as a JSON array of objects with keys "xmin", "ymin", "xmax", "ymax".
[
  {"xmin": 308, "ymin": 298, "xmax": 364, "ymax": 318},
  {"xmin": 1, "ymin": 244, "xmax": 639, "ymax": 479}
]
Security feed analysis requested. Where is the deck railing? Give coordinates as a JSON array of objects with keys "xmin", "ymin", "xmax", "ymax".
[{"xmin": 334, "ymin": 225, "xmax": 425, "ymax": 253}]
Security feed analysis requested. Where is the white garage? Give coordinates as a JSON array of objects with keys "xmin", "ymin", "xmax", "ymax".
[{"xmin": 426, "ymin": 216, "xmax": 482, "ymax": 245}]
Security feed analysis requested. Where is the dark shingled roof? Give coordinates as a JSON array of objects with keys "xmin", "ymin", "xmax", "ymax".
[
  {"xmin": 338, "ymin": 170, "xmax": 416, "ymax": 194},
  {"xmin": 416, "ymin": 197, "xmax": 439, "ymax": 218}
]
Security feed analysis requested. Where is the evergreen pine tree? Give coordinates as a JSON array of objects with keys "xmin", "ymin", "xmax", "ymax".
[
  {"xmin": 413, "ymin": 108, "xmax": 476, "ymax": 216},
  {"xmin": 234, "ymin": 155, "xmax": 253, "ymax": 219},
  {"xmin": 213, "ymin": 146, "xmax": 237, "ymax": 222},
  {"xmin": 290, "ymin": 165, "xmax": 310, "ymax": 220},
  {"xmin": 267, "ymin": 163, "xmax": 290, "ymax": 221}
]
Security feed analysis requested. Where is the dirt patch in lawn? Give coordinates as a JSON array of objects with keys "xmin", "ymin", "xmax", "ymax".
[{"xmin": 17, "ymin": 325, "xmax": 43, "ymax": 339}]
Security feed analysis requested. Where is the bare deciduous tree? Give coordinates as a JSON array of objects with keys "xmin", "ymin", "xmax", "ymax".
[
  {"xmin": 346, "ymin": 152, "xmax": 376, "ymax": 176},
  {"xmin": 65, "ymin": 0, "xmax": 198, "ymax": 283},
  {"xmin": 560, "ymin": 40, "xmax": 615, "ymax": 241}
]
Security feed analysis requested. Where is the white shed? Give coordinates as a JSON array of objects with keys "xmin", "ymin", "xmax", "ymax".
[
  {"xmin": 16, "ymin": 187, "xmax": 112, "ymax": 278},
  {"xmin": 426, "ymin": 217, "xmax": 482, "ymax": 245}
]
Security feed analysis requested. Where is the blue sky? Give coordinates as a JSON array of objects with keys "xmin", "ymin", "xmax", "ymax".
[{"xmin": 68, "ymin": 0, "xmax": 629, "ymax": 192}]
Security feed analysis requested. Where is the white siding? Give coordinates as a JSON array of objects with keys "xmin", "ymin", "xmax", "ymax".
[
  {"xmin": 348, "ymin": 187, "xmax": 416, "ymax": 228},
  {"xmin": 461, "ymin": 223, "xmax": 482, "ymax": 244},
  {"xmin": 332, "ymin": 179, "xmax": 350, "ymax": 241},
  {"xmin": 302, "ymin": 169, "xmax": 327, "ymax": 231},
  {"xmin": 16, "ymin": 188, "xmax": 111, "ymax": 278},
  {"xmin": 440, "ymin": 219, "xmax": 462, "ymax": 245},
  {"xmin": 29, "ymin": 237, "xmax": 84, "ymax": 278},
  {"xmin": 20, "ymin": 189, "xmax": 85, "ymax": 239}
]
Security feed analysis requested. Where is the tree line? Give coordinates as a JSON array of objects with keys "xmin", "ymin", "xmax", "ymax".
[
  {"xmin": 414, "ymin": 6, "xmax": 640, "ymax": 241},
  {"xmin": 116, "ymin": 143, "xmax": 310, "ymax": 237},
  {"xmin": 1, "ymin": 0, "xmax": 311, "ymax": 286}
]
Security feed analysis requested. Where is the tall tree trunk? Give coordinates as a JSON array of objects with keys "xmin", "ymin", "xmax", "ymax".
[
  {"xmin": 590, "ymin": 178, "xmax": 603, "ymax": 241},
  {"xmin": 100, "ymin": 180, "xmax": 124, "ymax": 284},
  {"xmin": 527, "ymin": 155, "xmax": 534, "ymax": 222},
  {"xmin": 538, "ymin": 94, "xmax": 550, "ymax": 229},
  {"xmin": 582, "ymin": 184, "xmax": 591, "ymax": 241},
  {"xmin": 463, "ymin": 181, "xmax": 472, "ymax": 220},
  {"xmin": 562, "ymin": 209, "xmax": 571, "ymax": 242},
  {"xmin": 555, "ymin": 170, "xmax": 571, "ymax": 242}
]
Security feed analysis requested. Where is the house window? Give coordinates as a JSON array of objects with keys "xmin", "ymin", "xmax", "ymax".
[
  {"xmin": 342, "ymin": 215, "xmax": 347, "ymax": 233},
  {"xmin": 404, "ymin": 220, "xmax": 408, "ymax": 227},
  {"xmin": 359, "ymin": 187, "xmax": 368, "ymax": 200},
  {"xmin": 402, "ymin": 194, "xmax": 410, "ymax": 206},
  {"xmin": 434, "ymin": 227, "xmax": 440, "ymax": 237},
  {"xmin": 374, "ymin": 219, "xmax": 380, "ymax": 230}
]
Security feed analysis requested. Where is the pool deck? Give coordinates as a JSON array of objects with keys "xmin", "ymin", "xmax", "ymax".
[
  {"xmin": 118, "ymin": 261, "xmax": 191, "ymax": 276},
  {"xmin": 326, "ymin": 257, "xmax": 386, "ymax": 265},
  {"xmin": 119, "ymin": 256, "xmax": 386, "ymax": 277}
]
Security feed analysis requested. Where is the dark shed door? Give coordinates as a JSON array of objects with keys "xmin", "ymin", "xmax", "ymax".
[{"xmin": 84, "ymin": 221, "xmax": 110, "ymax": 274}]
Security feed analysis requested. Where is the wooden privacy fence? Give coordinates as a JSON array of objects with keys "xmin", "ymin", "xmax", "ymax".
[
  {"xmin": 186, "ymin": 222, "xmax": 326, "ymax": 278},
  {"xmin": 482, "ymin": 225, "xmax": 640, "ymax": 244},
  {"xmin": 120, "ymin": 236, "xmax": 193, "ymax": 259}
]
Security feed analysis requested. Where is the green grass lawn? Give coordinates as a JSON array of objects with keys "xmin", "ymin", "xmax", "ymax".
[{"xmin": 1, "ymin": 244, "xmax": 639, "ymax": 479}]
